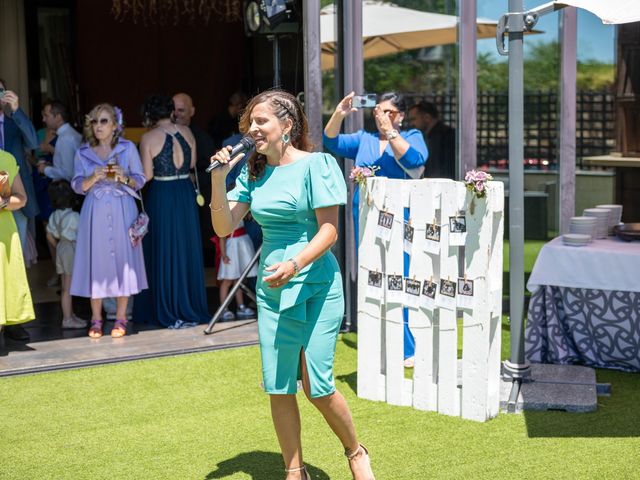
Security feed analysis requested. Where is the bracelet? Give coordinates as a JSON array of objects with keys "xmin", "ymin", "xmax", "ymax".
[
  {"xmin": 385, "ymin": 129, "xmax": 399, "ymax": 141},
  {"xmin": 209, "ymin": 203, "xmax": 224, "ymax": 212},
  {"xmin": 288, "ymin": 258, "xmax": 300, "ymax": 277}
]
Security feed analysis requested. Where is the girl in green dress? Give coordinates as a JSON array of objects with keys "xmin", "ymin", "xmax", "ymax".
[
  {"xmin": 0, "ymin": 150, "xmax": 35, "ymax": 333},
  {"xmin": 209, "ymin": 90, "xmax": 375, "ymax": 480}
]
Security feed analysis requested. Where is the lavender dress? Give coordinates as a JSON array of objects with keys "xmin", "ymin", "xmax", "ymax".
[{"xmin": 70, "ymin": 138, "xmax": 148, "ymax": 298}]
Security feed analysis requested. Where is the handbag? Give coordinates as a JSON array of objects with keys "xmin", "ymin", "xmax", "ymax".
[{"xmin": 129, "ymin": 194, "xmax": 149, "ymax": 247}]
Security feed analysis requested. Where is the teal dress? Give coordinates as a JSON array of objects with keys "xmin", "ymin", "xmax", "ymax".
[{"xmin": 228, "ymin": 152, "xmax": 347, "ymax": 398}]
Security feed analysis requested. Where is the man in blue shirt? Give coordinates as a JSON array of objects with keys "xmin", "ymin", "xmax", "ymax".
[{"xmin": 37, "ymin": 100, "xmax": 82, "ymax": 181}]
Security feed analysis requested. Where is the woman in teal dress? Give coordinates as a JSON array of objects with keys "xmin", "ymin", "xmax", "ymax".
[{"xmin": 209, "ymin": 90, "xmax": 375, "ymax": 480}]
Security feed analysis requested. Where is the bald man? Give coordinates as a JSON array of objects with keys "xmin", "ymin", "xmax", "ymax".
[
  {"xmin": 172, "ymin": 93, "xmax": 216, "ymax": 173},
  {"xmin": 172, "ymin": 92, "xmax": 216, "ymax": 265}
]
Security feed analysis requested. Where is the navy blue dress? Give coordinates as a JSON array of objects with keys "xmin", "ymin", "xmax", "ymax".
[{"xmin": 134, "ymin": 132, "xmax": 210, "ymax": 327}]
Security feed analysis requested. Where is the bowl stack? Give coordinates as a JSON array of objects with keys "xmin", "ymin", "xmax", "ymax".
[
  {"xmin": 569, "ymin": 216, "xmax": 597, "ymax": 240},
  {"xmin": 596, "ymin": 204, "xmax": 623, "ymax": 233},
  {"xmin": 583, "ymin": 208, "xmax": 610, "ymax": 239},
  {"xmin": 562, "ymin": 233, "xmax": 591, "ymax": 247}
]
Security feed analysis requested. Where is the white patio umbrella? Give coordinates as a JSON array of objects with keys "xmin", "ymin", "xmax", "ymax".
[
  {"xmin": 320, "ymin": 1, "xmax": 499, "ymax": 70},
  {"xmin": 552, "ymin": 0, "xmax": 640, "ymax": 24}
]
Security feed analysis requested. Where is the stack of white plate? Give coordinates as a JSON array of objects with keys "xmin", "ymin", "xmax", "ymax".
[
  {"xmin": 569, "ymin": 216, "xmax": 596, "ymax": 240},
  {"xmin": 562, "ymin": 233, "xmax": 590, "ymax": 247},
  {"xmin": 583, "ymin": 208, "xmax": 610, "ymax": 239},
  {"xmin": 596, "ymin": 204, "xmax": 623, "ymax": 232}
]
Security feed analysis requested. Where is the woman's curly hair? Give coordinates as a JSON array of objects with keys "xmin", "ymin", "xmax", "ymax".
[
  {"xmin": 83, "ymin": 103, "xmax": 122, "ymax": 147},
  {"xmin": 238, "ymin": 90, "xmax": 313, "ymax": 180}
]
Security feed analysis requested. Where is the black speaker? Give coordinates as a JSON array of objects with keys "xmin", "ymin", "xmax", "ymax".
[{"xmin": 243, "ymin": 0, "xmax": 300, "ymax": 36}]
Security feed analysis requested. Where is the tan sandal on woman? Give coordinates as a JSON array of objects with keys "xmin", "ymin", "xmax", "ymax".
[
  {"xmin": 88, "ymin": 318, "xmax": 104, "ymax": 338},
  {"xmin": 284, "ymin": 465, "xmax": 308, "ymax": 480},
  {"xmin": 111, "ymin": 318, "xmax": 128, "ymax": 338},
  {"xmin": 345, "ymin": 444, "xmax": 375, "ymax": 480}
]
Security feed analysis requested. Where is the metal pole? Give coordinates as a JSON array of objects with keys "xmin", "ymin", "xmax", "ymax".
[
  {"xmin": 559, "ymin": 8, "xmax": 577, "ymax": 234},
  {"xmin": 459, "ymin": 0, "xmax": 478, "ymax": 179},
  {"xmin": 302, "ymin": 0, "xmax": 323, "ymax": 150},
  {"xmin": 342, "ymin": 0, "xmax": 363, "ymax": 331},
  {"xmin": 272, "ymin": 35, "xmax": 281, "ymax": 87},
  {"xmin": 503, "ymin": 0, "xmax": 531, "ymax": 403}
]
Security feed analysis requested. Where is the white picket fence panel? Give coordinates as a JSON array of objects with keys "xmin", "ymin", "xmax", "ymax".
[{"xmin": 356, "ymin": 178, "xmax": 504, "ymax": 422}]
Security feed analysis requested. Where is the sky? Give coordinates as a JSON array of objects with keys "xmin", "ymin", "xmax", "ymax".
[{"xmin": 475, "ymin": 0, "xmax": 616, "ymax": 63}]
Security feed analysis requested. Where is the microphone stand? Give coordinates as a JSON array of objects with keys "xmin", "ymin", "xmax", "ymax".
[{"xmin": 204, "ymin": 246, "xmax": 261, "ymax": 334}]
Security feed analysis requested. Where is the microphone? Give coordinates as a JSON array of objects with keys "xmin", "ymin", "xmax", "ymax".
[{"xmin": 206, "ymin": 135, "xmax": 255, "ymax": 173}]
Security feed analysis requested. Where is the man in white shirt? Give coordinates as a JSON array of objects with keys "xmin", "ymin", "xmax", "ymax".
[{"xmin": 37, "ymin": 101, "xmax": 81, "ymax": 181}]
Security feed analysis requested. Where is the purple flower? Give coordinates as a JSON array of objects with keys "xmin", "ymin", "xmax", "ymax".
[{"xmin": 113, "ymin": 106, "xmax": 124, "ymax": 133}]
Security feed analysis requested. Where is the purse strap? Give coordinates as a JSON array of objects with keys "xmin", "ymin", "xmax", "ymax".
[
  {"xmin": 138, "ymin": 189, "xmax": 146, "ymax": 213},
  {"xmin": 191, "ymin": 166, "xmax": 201, "ymax": 194}
]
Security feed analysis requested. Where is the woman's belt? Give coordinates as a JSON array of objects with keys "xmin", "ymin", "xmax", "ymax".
[{"xmin": 154, "ymin": 174, "xmax": 190, "ymax": 181}]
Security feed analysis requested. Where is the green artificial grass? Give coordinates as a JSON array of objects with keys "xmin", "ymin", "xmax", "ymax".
[
  {"xmin": 1, "ymin": 330, "xmax": 639, "ymax": 479},
  {"xmin": 502, "ymin": 239, "xmax": 546, "ymax": 297}
]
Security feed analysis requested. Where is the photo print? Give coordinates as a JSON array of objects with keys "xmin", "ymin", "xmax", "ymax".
[
  {"xmin": 376, "ymin": 210, "xmax": 395, "ymax": 242},
  {"xmin": 366, "ymin": 270, "xmax": 384, "ymax": 301},
  {"xmin": 368, "ymin": 270, "xmax": 383, "ymax": 288},
  {"xmin": 424, "ymin": 222, "xmax": 441, "ymax": 254},
  {"xmin": 403, "ymin": 223, "xmax": 415, "ymax": 254},
  {"xmin": 457, "ymin": 278, "xmax": 475, "ymax": 309},
  {"xmin": 404, "ymin": 278, "xmax": 422, "ymax": 307},
  {"xmin": 449, "ymin": 215, "xmax": 467, "ymax": 233},
  {"xmin": 436, "ymin": 278, "xmax": 457, "ymax": 310},
  {"xmin": 425, "ymin": 223, "xmax": 441, "ymax": 242},
  {"xmin": 458, "ymin": 278, "xmax": 474, "ymax": 296},
  {"xmin": 448, "ymin": 213, "xmax": 467, "ymax": 246},
  {"xmin": 440, "ymin": 279, "xmax": 456, "ymax": 298},
  {"xmin": 421, "ymin": 279, "xmax": 437, "ymax": 309},
  {"xmin": 388, "ymin": 274, "xmax": 404, "ymax": 291},
  {"xmin": 386, "ymin": 274, "xmax": 405, "ymax": 303}
]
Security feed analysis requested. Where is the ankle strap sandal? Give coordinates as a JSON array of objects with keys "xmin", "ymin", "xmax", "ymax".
[
  {"xmin": 345, "ymin": 444, "xmax": 375, "ymax": 480},
  {"xmin": 285, "ymin": 465, "xmax": 308, "ymax": 479}
]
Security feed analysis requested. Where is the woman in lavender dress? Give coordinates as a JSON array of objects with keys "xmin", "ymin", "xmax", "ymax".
[{"xmin": 70, "ymin": 104, "xmax": 148, "ymax": 338}]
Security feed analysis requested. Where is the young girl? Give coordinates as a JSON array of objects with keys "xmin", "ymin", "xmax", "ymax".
[
  {"xmin": 217, "ymin": 219, "xmax": 257, "ymax": 321},
  {"xmin": 46, "ymin": 180, "xmax": 86, "ymax": 329}
]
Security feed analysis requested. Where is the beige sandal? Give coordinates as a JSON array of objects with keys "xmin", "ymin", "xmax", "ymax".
[
  {"xmin": 284, "ymin": 465, "xmax": 308, "ymax": 480},
  {"xmin": 345, "ymin": 444, "xmax": 375, "ymax": 480}
]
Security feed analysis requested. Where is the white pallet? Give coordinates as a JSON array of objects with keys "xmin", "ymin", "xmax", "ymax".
[{"xmin": 357, "ymin": 178, "xmax": 504, "ymax": 422}]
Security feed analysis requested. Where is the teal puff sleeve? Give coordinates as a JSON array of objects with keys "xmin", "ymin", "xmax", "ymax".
[
  {"xmin": 227, "ymin": 164, "xmax": 252, "ymax": 204},
  {"xmin": 308, "ymin": 153, "xmax": 347, "ymax": 209}
]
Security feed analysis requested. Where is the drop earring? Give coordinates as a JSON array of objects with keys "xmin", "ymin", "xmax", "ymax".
[{"xmin": 282, "ymin": 133, "xmax": 290, "ymax": 144}]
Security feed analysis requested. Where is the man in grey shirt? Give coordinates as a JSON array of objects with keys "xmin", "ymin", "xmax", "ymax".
[{"xmin": 38, "ymin": 100, "xmax": 81, "ymax": 181}]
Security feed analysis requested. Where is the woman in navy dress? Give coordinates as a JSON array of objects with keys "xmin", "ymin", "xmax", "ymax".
[{"xmin": 133, "ymin": 95, "xmax": 209, "ymax": 327}]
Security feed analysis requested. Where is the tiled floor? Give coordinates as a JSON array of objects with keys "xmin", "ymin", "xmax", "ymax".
[{"xmin": 1, "ymin": 259, "xmax": 257, "ymax": 376}]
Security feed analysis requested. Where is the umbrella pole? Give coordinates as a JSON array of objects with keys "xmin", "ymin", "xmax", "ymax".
[
  {"xmin": 500, "ymin": 0, "xmax": 531, "ymax": 412},
  {"xmin": 497, "ymin": 0, "xmax": 570, "ymax": 412}
]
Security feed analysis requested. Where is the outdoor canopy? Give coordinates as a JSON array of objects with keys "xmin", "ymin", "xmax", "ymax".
[
  {"xmin": 319, "ymin": 1, "xmax": 498, "ymax": 70},
  {"xmin": 552, "ymin": 0, "xmax": 640, "ymax": 24}
]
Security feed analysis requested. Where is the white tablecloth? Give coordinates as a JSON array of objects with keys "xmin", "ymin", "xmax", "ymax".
[{"xmin": 527, "ymin": 237, "xmax": 640, "ymax": 293}]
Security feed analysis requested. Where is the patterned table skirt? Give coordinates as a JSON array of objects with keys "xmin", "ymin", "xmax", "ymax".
[{"xmin": 525, "ymin": 286, "xmax": 640, "ymax": 372}]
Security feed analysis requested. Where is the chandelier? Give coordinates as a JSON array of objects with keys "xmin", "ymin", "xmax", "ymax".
[{"xmin": 111, "ymin": 0, "xmax": 242, "ymax": 26}]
